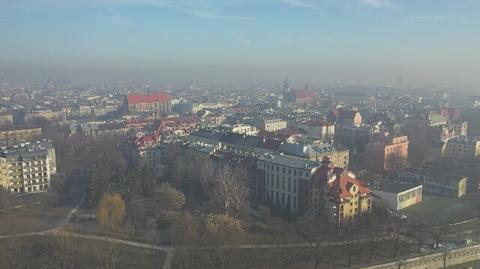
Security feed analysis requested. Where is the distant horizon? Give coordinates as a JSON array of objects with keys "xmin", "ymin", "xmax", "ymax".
[{"xmin": 1, "ymin": 0, "xmax": 480, "ymax": 87}]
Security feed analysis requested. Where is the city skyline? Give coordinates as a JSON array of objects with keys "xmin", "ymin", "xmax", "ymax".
[{"xmin": 1, "ymin": 0, "xmax": 480, "ymax": 87}]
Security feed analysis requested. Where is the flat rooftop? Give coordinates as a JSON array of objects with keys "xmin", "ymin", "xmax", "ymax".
[
  {"xmin": 258, "ymin": 153, "xmax": 319, "ymax": 170},
  {"xmin": 377, "ymin": 182, "xmax": 422, "ymax": 194}
]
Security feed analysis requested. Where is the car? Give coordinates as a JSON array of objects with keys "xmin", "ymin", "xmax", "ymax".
[{"xmin": 399, "ymin": 214, "xmax": 408, "ymax": 220}]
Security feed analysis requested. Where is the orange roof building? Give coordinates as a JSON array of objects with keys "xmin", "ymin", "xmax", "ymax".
[{"xmin": 311, "ymin": 157, "xmax": 372, "ymax": 226}]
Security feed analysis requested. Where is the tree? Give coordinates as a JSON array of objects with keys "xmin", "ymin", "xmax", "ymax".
[
  {"xmin": 430, "ymin": 223, "xmax": 449, "ymax": 249},
  {"xmin": 0, "ymin": 187, "xmax": 14, "ymax": 211},
  {"xmin": 171, "ymin": 211, "xmax": 199, "ymax": 245},
  {"xmin": 359, "ymin": 214, "xmax": 384, "ymax": 263},
  {"xmin": 211, "ymin": 169, "xmax": 248, "ymax": 218},
  {"xmin": 126, "ymin": 194, "xmax": 146, "ymax": 237},
  {"xmin": 205, "ymin": 214, "xmax": 244, "ymax": 243},
  {"xmin": 203, "ymin": 214, "xmax": 245, "ymax": 269},
  {"xmin": 171, "ymin": 211, "xmax": 200, "ymax": 269},
  {"xmin": 97, "ymin": 242, "xmax": 118, "ymax": 269},
  {"xmin": 413, "ymin": 222, "xmax": 427, "ymax": 253},
  {"xmin": 97, "ymin": 192, "xmax": 126, "ymax": 229},
  {"xmin": 338, "ymin": 224, "xmax": 362, "ymax": 267},
  {"xmin": 387, "ymin": 224, "xmax": 410, "ymax": 258},
  {"xmin": 154, "ymin": 183, "xmax": 185, "ymax": 216},
  {"xmin": 296, "ymin": 211, "xmax": 330, "ymax": 269}
]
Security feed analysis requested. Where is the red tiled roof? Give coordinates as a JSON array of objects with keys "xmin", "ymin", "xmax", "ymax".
[
  {"xmin": 127, "ymin": 93, "xmax": 170, "ymax": 104},
  {"xmin": 328, "ymin": 174, "xmax": 371, "ymax": 199},
  {"xmin": 293, "ymin": 89, "xmax": 316, "ymax": 99}
]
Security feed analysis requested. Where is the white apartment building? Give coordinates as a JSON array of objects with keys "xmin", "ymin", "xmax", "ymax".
[
  {"xmin": 257, "ymin": 153, "xmax": 319, "ymax": 213},
  {"xmin": 0, "ymin": 140, "xmax": 56, "ymax": 193}
]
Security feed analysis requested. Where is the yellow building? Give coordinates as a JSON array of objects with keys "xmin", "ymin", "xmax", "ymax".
[
  {"xmin": 322, "ymin": 170, "xmax": 372, "ymax": 226},
  {"xmin": 0, "ymin": 113, "xmax": 13, "ymax": 126}
]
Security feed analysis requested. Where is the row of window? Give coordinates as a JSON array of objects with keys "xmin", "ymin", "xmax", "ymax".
[
  {"xmin": 266, "ymin": 189, "xmax": 297, "ymax": 210},
  {"xmin": 266, "ymin": 173, "xmax": 297, "ymax": 193},
  {"xmin": 259, "ymin": 162, "xmax": 310, "ymax": 177}
]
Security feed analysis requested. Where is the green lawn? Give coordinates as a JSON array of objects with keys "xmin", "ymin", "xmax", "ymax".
[{"xmin": 401, "ymin": 194, "xmax": 480, "ymax": 224}]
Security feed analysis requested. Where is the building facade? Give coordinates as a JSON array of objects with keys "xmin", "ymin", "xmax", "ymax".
[
  {"xmin": 442, "ymin": 136, "xmax": 480, "ymax": 159},
  {"xmin": 314, "ymin": 159, "xmax": 373, "ymax": 226},
  {"xmin": 299, "ymin": 120, "xmax": 335, "ymax": 140},
  {"xmin": 127, "ymin": 93, "xmax": 172, "ymax": 115},
  {"xmin": 257, "ymin": 153, "xmax": 319, "ymax": 213},
  {"xmin": 366, "ymin": 134, "xmax": 409, "ymax": 173},
  {"xmin": 373, "ymin": 183, "xmax": 422, "ymax": 211},
  {"xmin": 254, "ymin": 119, "xmax": 288, "ymax": 132},
  {"xmin": 0, "ymin": 140, "xmax": 57, "ymax": 193},
  {"xmin": 0, "ymin": 127, "xmax": 43, "ymax": 146}
]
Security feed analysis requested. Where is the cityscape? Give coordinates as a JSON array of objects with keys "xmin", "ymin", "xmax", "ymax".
[{"xmin": 1, "ymin": 1, "xmax": 480, "ymax": 269}]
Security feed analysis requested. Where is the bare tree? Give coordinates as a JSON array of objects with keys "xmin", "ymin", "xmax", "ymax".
[
  {"xmin": 296, "ymin": 211, "xmax": 330, "ymax": 269},
  {"xmin": 126, "ymin": 194, "xmax": 146, "ymax": 237},
  {"xmin": 338, "ymin": 224, "xmax": 362, "ymax": 267},
  {"xmin": 430, "ymin": 223, "xmax": 449, "ymax": 249},
  {"xmin": 387, "ymin": 224, "xmax": 410, "ymax": 258},
  {"xmin": 211, "ymin": 169, "xmax": 248, "ymax": 218},
  {"xmin": 97, "ymin": 242, "xmax": 118, "ymax": 269}
]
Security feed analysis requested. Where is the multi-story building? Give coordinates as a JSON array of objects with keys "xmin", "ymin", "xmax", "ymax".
[
  {"xmin": 0, "ymin": 112, "xmax": 13, "ymax": 126},
  {"xmin": 299, "ymin": 120, "xmax": 335, "ymax": 140},
  {"xmin": 399, "ymin": 168, "xmax": 467, "ymax": 198},
  {"xmin": 254, "ymin": 119, "xmax": 288, "ymax": 132},
  {"xmin": 257, "ymin": 153, "xmax": 319, "ymax": 213},
  {"xmin": 292, "ymin": 89, "xmax": 316, "ymax": 104},
  {"xmin": 230, "ymin": 124, "xmax": 259, "ymax": 136},
  {"xmin": 328, "ymin": 108, "xmax": 363, "ymax": 127},
  {"xmin": 279, "ymin": 142, "xmax": 349, "ymax": 169},
  {"xmin": 314, "ymin": 159, "xmax": 372, "ymax": 225},
  {"xmin": 366, "ymin": 134, "xmax": 409, "ymax": 173},
  {"xmin": 0, "ymin": 140, "xmax": 57, "ymax": 193},
  {"xmin": 442, "ymin": 136, "xmax": 480, "ymax": 159},
  {"xmin": 25, "ymin": 109, "xmax": 65, "ymax": 121},
  {"xmin": 0, "ymin": 127, "xmax": 43, "ymax": 146},
  {"xmin": 373, "ymin": 182, "xmax": 422, "ymax": 211},
  {"xmin": 127, "ymin": 92, "xmax": 172, "ymax": 115}
]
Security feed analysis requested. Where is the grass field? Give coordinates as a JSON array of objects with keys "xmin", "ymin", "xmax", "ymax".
[
  {"xmin": 0, "ymin": 235, "xmax": 166, "ymax": 269},
  {"xmin": 401, "ymin": 194, "xmax": 480, "ymax": 224}
]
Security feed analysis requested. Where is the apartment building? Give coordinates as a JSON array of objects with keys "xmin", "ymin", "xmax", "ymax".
[
  {"xmin": 399, "ymin": 168, "xmax": 467, "ymax": 198},
  {"xmin": 366, "ymin": 134, "xmax": 409, "ymax": 173},
  {"xmin": 313, "ymin": 158, "xmax": 372, "ymax": 226},
  {"xmin": 279, "ymin": 142, "xmax": 350, "ymax": 169},
  {"xmin": 0, "ymin": 140, "xmax": 57, "ymax": 193},
  {"xmin": 0, "ymin": 127, "xmax": 43, "ymax": 146},
  {"xmin": 258, "ymin": 153, "xmax": 319, "ymax": 213},
  {"xmin": 254, "ymin": 118, "xmax": 288, "ymax": 132},
  {"xmin": 299, "ymin": 120, "xmax": 335, "ymax": 140},
  {"xmin": 442, "ymin": 136, "xmax": 480, "ymax": 159},
  {"xmin": 127, "ymin": 92, "xmax": 172, "ymax": 115}
]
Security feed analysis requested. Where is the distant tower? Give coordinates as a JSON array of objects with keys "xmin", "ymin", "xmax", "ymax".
[
  {"xmin": 283, "ymin": 79, "xmax": 292, "ymax": 104},
  {"xmin": 283, "ymin": 79, "xmax": 290, "ymax": 95}
]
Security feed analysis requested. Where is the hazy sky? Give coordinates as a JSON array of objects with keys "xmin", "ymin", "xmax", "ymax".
[{"xmin": 1, "ymin": 0, "xmax": 480, "ymax": 86}]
